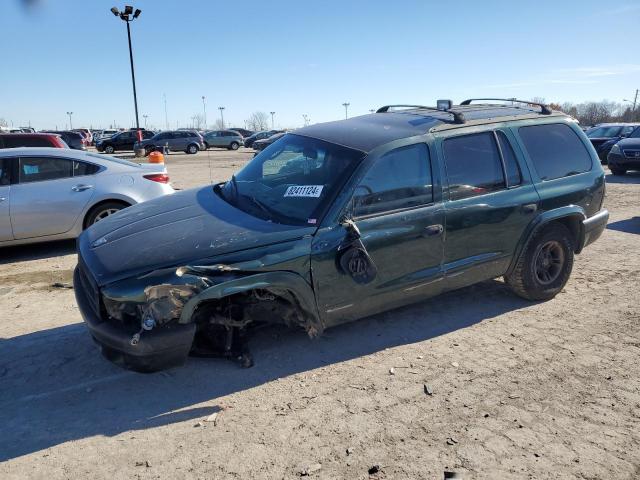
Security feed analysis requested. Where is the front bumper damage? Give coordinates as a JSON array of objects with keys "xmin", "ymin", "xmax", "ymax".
[
  {"xmin": 74, "ymin": 260, "xmax": 322, "ymax": 372},
  {"xmin": 75, "ymin": 267, "xmax": 197, "ymax": 372}
]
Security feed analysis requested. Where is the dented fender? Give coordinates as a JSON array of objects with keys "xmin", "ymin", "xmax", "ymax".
[{"xmin": 178, "ymin": 271, "xmax": 323, "ymax": 336}]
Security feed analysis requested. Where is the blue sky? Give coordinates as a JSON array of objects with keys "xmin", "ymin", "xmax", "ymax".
[{"xmin": 1, "ymin": 0, "xmax": 639, "ymax": 130}]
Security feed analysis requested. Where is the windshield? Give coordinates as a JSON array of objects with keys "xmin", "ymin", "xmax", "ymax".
[
  {"xmin": 629, "ymin": 126, "xmax": 640, "ymax": 139},
  {"xmin": 219, "ymin": 133, "xmax": 364, "ymax": 226}
]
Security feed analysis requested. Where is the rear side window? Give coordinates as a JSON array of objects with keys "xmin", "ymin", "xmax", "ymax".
[
  {"xmin": 73, "ymin": 161, "xmax": 100, "ymax": 176},
  {"xmin": 443, "ymin": 132, "xmax": 506, "ymax": 200},
  {"xmin": 19, "ymin": 157, "xmax": 73, "ymax": 183},
  {"xmin": 496, "ymin": 131, "xmax": 522, "ymax": 187},
  {"xmin": 519, "ymin": 124, "xmax": 592, "ymax": 180},
  {"xmin": 354, "ymin": 143, "xmax": 432, "ymax": 216}
]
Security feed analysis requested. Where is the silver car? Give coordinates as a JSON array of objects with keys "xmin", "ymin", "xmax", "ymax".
[
  {"xmin": 202, "ymin": 130, "xmax": 244, "ymax": 150},
  {"xmin": 135, "ymin": 130, "xmax": 205, "ymax": 155},
  {"xmin": 0, "ymin": 147, "xmax": 174, "ymax": 247}
]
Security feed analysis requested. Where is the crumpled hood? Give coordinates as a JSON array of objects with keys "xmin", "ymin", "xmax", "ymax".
[{"xmin": 78, "ymin": 186, "xmax": 314, "ymax": 286}]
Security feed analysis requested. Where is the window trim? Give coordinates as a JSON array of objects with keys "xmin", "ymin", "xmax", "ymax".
[
  {"xmin": 351, "ymin": 142, "xmax": 435, "ymax": 220},
  {"xmin": 494, "ymin": 130, "xmax": 522, "ymax": 189}
]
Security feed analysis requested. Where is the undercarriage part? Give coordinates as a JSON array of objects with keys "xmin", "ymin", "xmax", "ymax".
[{"xmin": 191, "ymin": 324, "xmax": 253, "ymax": 368}]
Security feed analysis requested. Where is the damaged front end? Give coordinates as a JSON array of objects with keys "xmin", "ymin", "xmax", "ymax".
[{"xmin": 76, "ymin": 261, "xmax": 321, "ymax": 373}]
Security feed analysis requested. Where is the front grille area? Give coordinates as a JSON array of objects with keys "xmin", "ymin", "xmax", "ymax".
[
  {"xmin": 77, "ymin": 256, "xmax": 101, "ymax": 319},
  {"xmin": 623, "ymin": 149, "xmax": 640, "ymax": 159}
]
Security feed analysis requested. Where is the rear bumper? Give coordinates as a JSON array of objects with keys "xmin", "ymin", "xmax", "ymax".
[
  {"xmin": 581, "ymin": 209, "xmax": 608, "ymax": 250},
  {"xmin": 74, "ymin": 267, "xmax": 196, "ymax": 372}
]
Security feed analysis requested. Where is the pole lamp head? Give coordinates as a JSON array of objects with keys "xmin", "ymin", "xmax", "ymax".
[
  {"xmin": 124, "ymin": 5, "xmax": 134, "ymax": 15},
  {"xmin": 110, "ymin": 7, "xmax": 119, "ymax": 16},
  {"xmin": 133, "ymin": 9, "xmax": 141, "ymax": 19}
]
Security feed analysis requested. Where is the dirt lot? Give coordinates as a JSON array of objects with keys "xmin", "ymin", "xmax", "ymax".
[{"xmin": 1, "ymin": 150, "xmax": 639, "ymax": 479}]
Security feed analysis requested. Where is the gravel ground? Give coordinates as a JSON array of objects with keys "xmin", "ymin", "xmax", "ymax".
[{"xmin": 0, "ymin": 151, "xmax": 638, "ymax": 479}]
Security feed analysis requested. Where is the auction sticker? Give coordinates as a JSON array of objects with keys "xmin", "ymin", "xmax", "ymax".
[{"xmin": 284, "ymin": 185, "xmax": 324, "ymax": 197}]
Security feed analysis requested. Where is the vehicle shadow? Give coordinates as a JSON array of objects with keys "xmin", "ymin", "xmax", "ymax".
[
  {"xmin": 607, "ymin": 216, "xmax": 640, "ymax": 235},
  {"xmin": 605, "ymin": 171, "xmax": 640, "ymax": 184},
  {"xmin": 0, "ymin": 279, "xmax": 531, "ymax": 461},
  {"xmin": 0, "ymin": 239, "xmax": 76, "ymax": 266}
]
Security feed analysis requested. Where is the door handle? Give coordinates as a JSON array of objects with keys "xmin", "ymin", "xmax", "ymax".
[
  {"xmin": 72, "ymin": 184, "xmax": 93, "ymax": 192},
  {"xmin": 521, "ymin": 203, "xmax": 538, "ymax": 214},
  {"xmin": 424, "ymin": 224, "xmax": 444, "ymax": 236}
]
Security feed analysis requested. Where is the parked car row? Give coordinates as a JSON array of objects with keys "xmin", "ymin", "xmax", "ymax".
[{"xmin": 586, "ymin": 122, "xmax": 640, "ymax": 162}]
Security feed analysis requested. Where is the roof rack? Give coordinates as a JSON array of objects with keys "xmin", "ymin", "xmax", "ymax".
[
  {"xmin": 376, "ymin": 104, "xmax": 465, "ymax": 124},
  {"xmin": 460, "ymin": 98, "xmax": 552, "ymax": 115}
]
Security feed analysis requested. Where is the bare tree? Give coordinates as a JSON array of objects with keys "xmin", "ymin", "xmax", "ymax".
[
  {"xmin": 192, "ymin": 113, "xmax": 205, "ymax": 130},
  {"xmin": 245, "ymin": 111, "xmax": 269, "ymax": 131},
  {"xmin": 0, "ymin": 118, "xmax": 7, "ymax": 128},
  {"xmin": 214, "ymin": 118, "xmax": 225, "ymax": 129}
]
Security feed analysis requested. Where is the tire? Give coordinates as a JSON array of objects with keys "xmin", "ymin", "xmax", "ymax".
[
  {"xmin": 104, "ymin": 145, "xmax": 115, "ymax": 154},
  {"xmin": 144, "ymin": 146, "xmax": 154, "ymax": 156},
  {"xmin": 84, "ymin": 201, "xmax": 128, "ymax": 228},
  {"xmin": 610, "ymin": 166, "xmax": 627, "ymax": 175},
  {"xmin": 229, "ymin": 141, "xmax": 239, "ymax": 151},
  {"xmin": 505, "ymin": 223, "xmax": 574, "ymax": 301},
  {"xmin": 186, "ymin": 144, "xmax": 199, "ymax": 154}
]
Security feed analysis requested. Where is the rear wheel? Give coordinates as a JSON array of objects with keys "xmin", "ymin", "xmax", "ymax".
[
  {"xmin": 104, "ymin": 145, "xmax": 115, "ymax": 154},
  {"xmin": 186, "ymin": 144, "xmax": 199, "ymax": 154},
  {"xmin": 229, "ymin": 141, "xmax": 240, "ymax": 151},
  {"xmin": 610, "ymin": 166, "xmax": 627, "ymax": 175},
  {"xmin": 84, "ymin": 201, "xmax": 129, "ymax": 228},
  {"xmin": 203, "ymin": 142, "xmax": 209, "ymax": 150},
  {"xmin": 505, "ymin": 223, "xmax": 574, "ymax": 301}
]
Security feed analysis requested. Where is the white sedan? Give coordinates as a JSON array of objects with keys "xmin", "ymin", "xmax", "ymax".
[{"xmin": 0, "ymin": 147, "xmax": 174, "ymax": 247}]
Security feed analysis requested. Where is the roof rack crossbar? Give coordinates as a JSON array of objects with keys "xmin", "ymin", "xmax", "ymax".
[
  {"xmin": 376, "ymin": 105, "xmax": 466, "ymax": 124},
  {"xmin": 460, "ymin": 98, "xmax": 552, "ymax": 115}
]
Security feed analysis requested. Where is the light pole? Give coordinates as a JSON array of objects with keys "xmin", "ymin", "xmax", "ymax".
[
  {"xmin": 342, "ymin": 102, "xmax": 350, "ymax": 119},
  {"xmin": 202, "ymin": 96, "xmax": 207, "ymax": 128},
  {"xmin": 623, "ymin": 89, "xmax": 638, "ymax": 110},
  {"xmin": 110, "ymin": 5, "xmax": 142, "ymax": 132},
  {"xmin": 270, "ymin": 111, "xmax": 275, "ymax": 129},
  {"xmin": 302, "ymin": 114, "xmax": 309, "ymax": 126},
  {"xmin": 143, "ymin": 114, "xmax": 148, "ymax": 128},
  {"xmin": 218, "ymin": 106, "xmax": 225, "ymax": 129},
  {"xmin": 163, "ymin": 93, "xmax": 169, "ymax": 130},
  {"xmin": 66, "ymin": 111, "xmax": 73, "ymax": 129},
  {"xmin": 369, "ymin": 109, "xmax": 375, "ymax": 113}
]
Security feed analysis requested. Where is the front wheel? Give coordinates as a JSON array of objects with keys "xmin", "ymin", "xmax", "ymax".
[
  {"xmin": 186, "ymin": 144, "xmax": 199, "ymax": 154},
  {"xmin": 229, "ymin": 141, "xmax": 239, "ymax": 151},
  {"xmin": 505, "ymin": 223, "xmax": 574, "ymax": 301},
  {"xmin": 610, "ymin": 166, "xmax": 627, "ymax": 175}
]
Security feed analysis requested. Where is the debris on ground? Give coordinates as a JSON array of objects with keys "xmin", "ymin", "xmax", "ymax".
[
  {"xmin": 423, "ymin": 384, "xmax": 433, "ymax": 395},
  {"xmin": 368, "ymin": 464, "xmax": 380, "ymax": 475},
  {"xmin": 446, "ymin": 437, "xmax": 458, "ymax": 445},
  {"xmin": 389, "ymin": 367, "xmax": 395, "ymax": 375},
  {"xmin": 346, "ymin": 447, "xmax": 353, "ymax": 456},
  {"xmin": 51, "ymin": 282, "xmax": 73, "ymax": 289},
  {"xmin": 298, "ymin": 463, "xmax": 322, "ymax": 476},
  {"xmin": 451, "ymin": 362, "xmax": 459, "ymax": 368},
  {"xmin": 205, "ymin": 412, "xmax": 219, "ymax": 425}
]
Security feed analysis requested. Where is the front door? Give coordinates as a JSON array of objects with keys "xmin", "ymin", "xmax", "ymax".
[
  {"xmin": 311, "ymin": 143, "xmax": 445, "ymax": 327},
  {"xmin": 0, "ymin": 157, "xmax": 13, "ymax": 241},
  {"xmin": 10, "ymin": 156, "xmax": 95, "ymax": 239},
  {"xmin": 439, "ymin": 129, "xmax": 540, "ymax": 289}
]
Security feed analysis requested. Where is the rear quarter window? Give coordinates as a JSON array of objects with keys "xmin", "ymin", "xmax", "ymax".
[{"xmin": 519, "ymin": 123, "xmax": 592, "ymax": 181}]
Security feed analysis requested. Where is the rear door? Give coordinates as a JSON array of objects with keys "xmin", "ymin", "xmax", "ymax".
[
  {"xmin": 0, "ymin": 157, "xmax": 14, "ymax": 241},
  {"xmin": 439, "ymin": 129, "xmax": 540, "ymax": 289},
  {"xmin": 10, "ymin": 156, "xmax": 96, "ymax": 239},
  {"xmin": 116, "ymin": 131, "xmax": 136, "ymax": 150}
]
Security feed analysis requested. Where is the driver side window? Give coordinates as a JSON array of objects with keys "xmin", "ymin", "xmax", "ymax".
[{"xmin": 354, "ymin": 143, "xmax": 433, "ymax": 217}]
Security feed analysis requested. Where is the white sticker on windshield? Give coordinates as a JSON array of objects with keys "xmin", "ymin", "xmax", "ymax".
[{"xmin": 284, "ymin": 185, "xmax": 324, "ymax": 198}]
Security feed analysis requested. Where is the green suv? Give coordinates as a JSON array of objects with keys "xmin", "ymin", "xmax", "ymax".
[{"xmin": 74, "ymin": 98, "xmax": 608, "ymax": 372}]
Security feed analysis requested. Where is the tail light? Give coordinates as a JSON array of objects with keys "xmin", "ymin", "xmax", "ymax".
[{"xmin": 143, "ymin": 173, "xmax": 170, "ymax": 184}]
